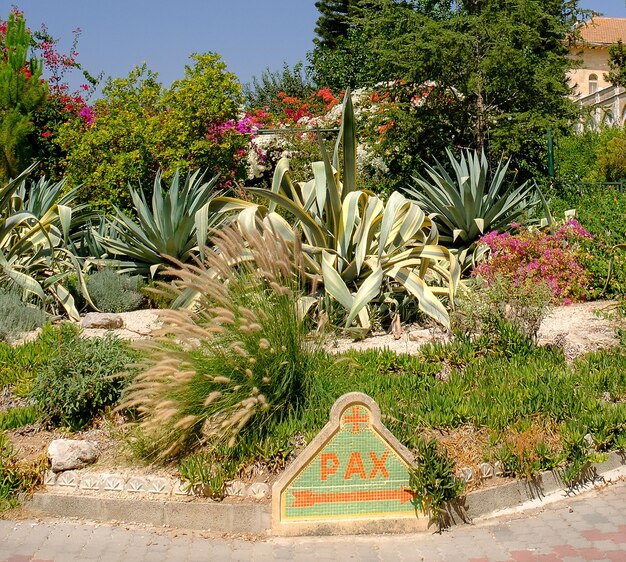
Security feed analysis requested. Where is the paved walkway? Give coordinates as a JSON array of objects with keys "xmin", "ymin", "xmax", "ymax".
[{"xmin": 0, "ymin": 480, "xmax": 625, "ymax": 561}]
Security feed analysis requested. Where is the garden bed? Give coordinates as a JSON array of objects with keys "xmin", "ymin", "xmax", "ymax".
[{"xmin": 1, "ymin": 300, "xmax": 624, "ymax": 517}]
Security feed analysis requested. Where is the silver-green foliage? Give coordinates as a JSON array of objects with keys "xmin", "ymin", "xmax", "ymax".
[
  {"xmin": 216, "ymin": 92, "xmax": 459, "ymax": 330},
  {"xmin": 0, "ymin": 290, "xmax": 45, "ymax": 341},
  {"xmin": 406, "ymin": 149, "xmax": 543, "ymax": 253},
  {"xmin": 99, "ymin": 169, "xmax": 221, "ymax": 276},
  {"xmin": 86, "ymin": 269, "xmax": 144, "ymax": 313}
]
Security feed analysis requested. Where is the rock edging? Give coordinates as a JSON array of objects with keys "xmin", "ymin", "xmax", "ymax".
[{"xmin": 28, "ymin": 451, "xmax": 626, "ymax": 535}]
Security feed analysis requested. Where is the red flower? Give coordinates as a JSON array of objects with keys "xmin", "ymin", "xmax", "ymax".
[{"xmin": 41, "ymin": 131, "xmax": 51, "ymax": 138}]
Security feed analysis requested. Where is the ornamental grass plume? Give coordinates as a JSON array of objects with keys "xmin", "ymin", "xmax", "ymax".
[{"xmin": 120, "ymin": 222, "xmax": 315, "ymax": 462}]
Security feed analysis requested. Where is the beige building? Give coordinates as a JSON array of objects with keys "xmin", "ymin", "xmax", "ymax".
[{"xmin": 568, "ymin": 17, "xmax": 626, "ymax": 128}]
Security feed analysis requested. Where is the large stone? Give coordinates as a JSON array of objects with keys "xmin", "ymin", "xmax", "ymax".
[
  {"xmin": 81, "ymin": 313, "xmax": 124, "ymax": 330},
  {"xmin": 48, "ymin": 439, "xmax": 100, "ymax": 473}
]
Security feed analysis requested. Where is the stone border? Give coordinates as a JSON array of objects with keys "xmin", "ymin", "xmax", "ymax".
[
  {"xmin": 43, "ymin": 470, "xmax": 270, "ymax": 500},
  {"xmin": 28, "ymin": 450, "xmax": 626, "ymax": 536},
  {"xmin": 447, "ymin": 450, "xmax": 626, "ymax": 525}
]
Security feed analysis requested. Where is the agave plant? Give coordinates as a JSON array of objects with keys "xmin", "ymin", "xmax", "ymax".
[
  {"xmin": 0, "ymin": 166, "xmax": 91, "ymax": 320},
  {"xmin": 405, "ymin": 149, "xmax": 547, "ymax": 267},
  {"xmin": 98, "ymin": 169, "xmax": 222, "ymax": 276},
  {"xmin": 213, "ymin": 92, "xmax": 459, "ymax": 330}
]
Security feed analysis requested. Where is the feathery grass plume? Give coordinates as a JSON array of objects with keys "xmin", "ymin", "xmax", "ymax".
[{"xmin": 119, "ymin": 221, "xmax": 316, "ymax": 462}]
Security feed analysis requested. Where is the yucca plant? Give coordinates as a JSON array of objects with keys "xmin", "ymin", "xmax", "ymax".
[
  {"xmin": 121, "ymin": 222, "xmax": 316, "ymax": 461},
  {"xmin": 99, "ymin": 169, "xmax": 221, "ymax": 277},
  {"xmin": 405, "ymin": 149, "xmax": 547, "ymax": 268},
  {"xmin": 213, "ymin": 92, "xmax": 459, "ymax": 331}
]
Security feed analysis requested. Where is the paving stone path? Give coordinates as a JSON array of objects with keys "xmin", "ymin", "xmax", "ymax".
[{"xmin": 0, "ymin": 480, "xmax": 625, "ymax": 561}]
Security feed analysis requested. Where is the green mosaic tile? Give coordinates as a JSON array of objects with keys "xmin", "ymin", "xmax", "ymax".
[{"xmin": 282, "ymin": 404, "xmax": 416, "ymax": 521}]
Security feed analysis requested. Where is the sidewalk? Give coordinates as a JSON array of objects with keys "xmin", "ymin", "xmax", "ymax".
[{"xmin": 0, "ymin": 479, "xmax": 625, "ymax": 561}]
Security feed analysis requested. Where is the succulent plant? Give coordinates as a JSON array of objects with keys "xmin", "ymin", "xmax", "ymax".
[
  {"xmin": 406, "ymin": 149, "xmax": 547, "ymax": 268},
  {"xmin": 99, "ymin": 169, "xmax": 221, "ymax": 276},
  {"xmin": 214, "ymin": 92, "xmax": 459, "ymax": 331}
]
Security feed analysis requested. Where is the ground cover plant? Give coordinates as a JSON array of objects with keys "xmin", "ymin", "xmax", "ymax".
[
  {"xmin": 473, "ymin": 219, "xmax": 593, "ymax": 303},
  {"xmin": 119, "ymin": 305, "xmax": 626, "ymax": 508},
  {"xmin": 0, "ymin": 432, "xmax": 45, "ymax": 513}
]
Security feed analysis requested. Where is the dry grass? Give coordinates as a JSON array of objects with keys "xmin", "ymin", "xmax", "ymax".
[{"xmin": 120, "ymin": 222, "xmax": 315, "ymax": 462}]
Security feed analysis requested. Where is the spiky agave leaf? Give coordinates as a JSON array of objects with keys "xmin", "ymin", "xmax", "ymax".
[
  {"xmin": 99, "ymin": 169, "xmax": 222, "ymax": 276},
  {"xmin": 406, "ymin": 149, "xmax": 546, "ymax": 254},
  {"xmin": 213, "ymin": 90, "xmax": 459, "ymax": 330}
]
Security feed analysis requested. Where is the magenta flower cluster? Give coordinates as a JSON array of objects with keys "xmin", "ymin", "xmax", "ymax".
[{"xmin": 474, "ymin": 220, "xmax": 593, "ymax": 303}]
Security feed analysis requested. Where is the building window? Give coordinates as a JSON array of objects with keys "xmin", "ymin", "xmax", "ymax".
[{"xmin": 589, "ymin": 73, "xmax": 598, "ymax": 95}]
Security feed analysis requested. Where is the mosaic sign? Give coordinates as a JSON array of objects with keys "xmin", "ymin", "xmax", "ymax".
[{"xmin": 272, "ymin": 392, "xmax": 426, "ymax": 535}]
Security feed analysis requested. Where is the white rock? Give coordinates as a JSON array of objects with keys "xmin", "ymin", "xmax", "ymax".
[
  {"xmin": 48, "ymin": 439, "xmax": 100, "ymax": 473},
  {"xmin": 408, "ymin": 329, "xmax": 433, "ymax": 342},
  {"xmin": 82, "ymin": 313, "xmax": 123, "ymax": 329}
]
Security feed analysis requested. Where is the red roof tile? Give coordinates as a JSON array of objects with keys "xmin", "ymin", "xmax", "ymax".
[{"xmin": 577, "ymin": 17, "xmax": 626, "ymax": 45}]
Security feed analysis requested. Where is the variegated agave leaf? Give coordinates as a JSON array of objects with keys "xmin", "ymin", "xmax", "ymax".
[
  {"xmin": 215, "ymin": 91, "xmax": 459, "ymax": 329},
  {"xmin": 0, "ymin": 168, "xmax": 94, "ymax": 320}
]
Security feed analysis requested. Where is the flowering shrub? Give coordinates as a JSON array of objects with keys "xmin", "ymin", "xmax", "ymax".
[
  {"xmin": 241, "ymin": 87, "xmax": 401, "ymax": 184},
  {"xmin": 473, "ymin": 220, "xmax": 593, "ymax": 303}
]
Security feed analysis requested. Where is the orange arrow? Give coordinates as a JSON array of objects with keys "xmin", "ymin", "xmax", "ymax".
[{"xmin": 290, "ymin": 488, "xmax": 415, "ymax": 508}]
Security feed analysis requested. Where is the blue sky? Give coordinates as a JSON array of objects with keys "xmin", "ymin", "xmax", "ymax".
[{"xmin": 0, "ymin": 0, "xmax": 624, "ymax": 95}]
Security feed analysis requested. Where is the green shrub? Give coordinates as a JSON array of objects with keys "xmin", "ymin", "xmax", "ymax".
[
  {"xmin": 0, "ymin": 290, "xmax": 46, "ymax": 342},
  {"xmin": 87, "ymin": 269, "xmax": 144, "ymax": 313},
  {"xmin": 555, "ymin": 127, "xmax": 621, "ymax": 183},
  {"xmin": 549, "ymin": 186, "xmax": 626, "ymax": 297},
  {"xmin": 31, "ymin": 332, "xmax": 139, "ymax": 430},
  {"xmin": 452, "ymin": 275, "xmax": 552, "ymax": 341}
]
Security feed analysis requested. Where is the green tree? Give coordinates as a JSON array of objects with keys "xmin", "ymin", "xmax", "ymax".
[
  {"xmin": 606, "ymin": 40, "xmax": 626, "ymax": 88},
  {"xmin": 314, "ymin": 0, "xmax": 353, "ymax": 48},
  {"xmin": 243, "ymin": 62, "xmax": 314, "ymax": 111},
  {"xmin": 312, "ymin": 0, "xmax": 586, "ymax": 182},
  {"xmin": 57, "ymin": 53, "xmax": 246, "ymax": 212},
  {"xmin": 0, "ymin": 11, "xmax": 46, "ymax": 181}
]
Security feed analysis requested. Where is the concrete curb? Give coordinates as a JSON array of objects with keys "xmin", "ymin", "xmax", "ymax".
[
  {"xmin": 26, "ymin": 450, "xmax": 626, "ymax": 535},
  {"xmin": 445, "ymin": 450, "xmax": 626, "ymax": 526},
  {"xmin": 28, "ymin": 494, "xmax": 271, "ymax": 535}
]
